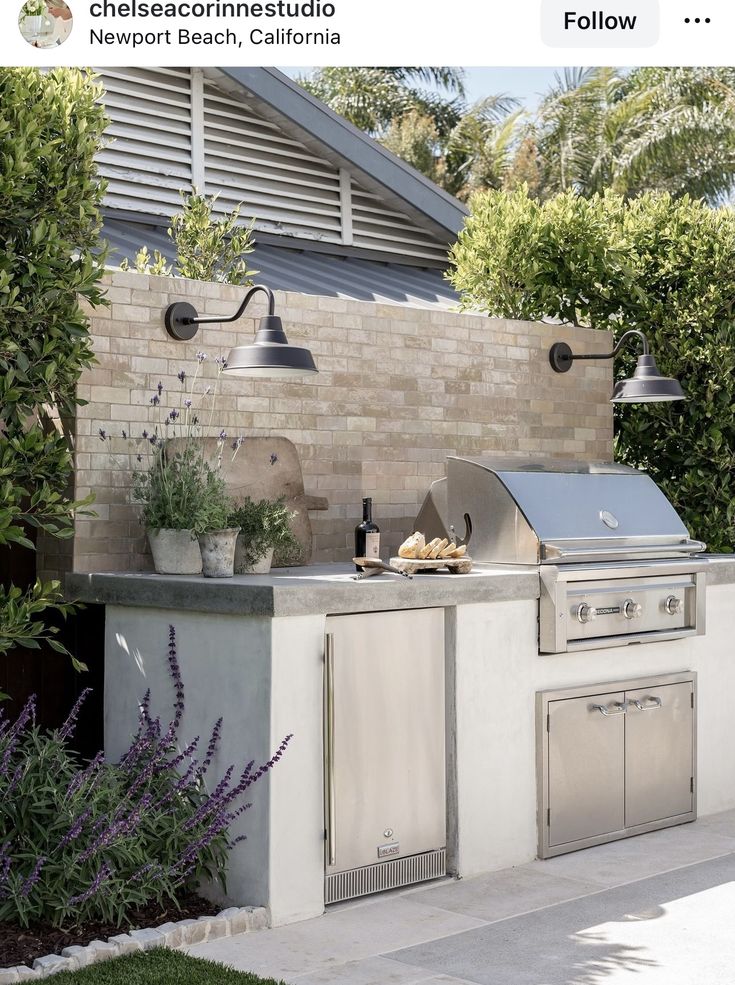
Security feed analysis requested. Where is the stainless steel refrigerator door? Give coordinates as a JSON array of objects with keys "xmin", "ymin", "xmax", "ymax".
[
  {"xmin": 325, "ymin": 608, "xmax": 446, "ymax": 876},
  {"xmin": 625, "ymin": 681, "xmax": 694, "ymax": 828},
  {"xmin": 548, "ymin": 690, "xmax": 626, "ymax": 848}
]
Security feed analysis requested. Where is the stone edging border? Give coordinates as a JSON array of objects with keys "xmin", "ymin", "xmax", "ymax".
[{"xmin": 0, "ymin": 905, "xmax": 267, "ymax": 982}]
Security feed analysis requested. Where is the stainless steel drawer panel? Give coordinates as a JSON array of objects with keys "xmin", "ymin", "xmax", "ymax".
[
  {"xmin": 625, "ymin": 682, "xmax": 694, "ymax": 828},
  {"xmin": 548, "ymin": 691, "xmax": 625, "ymax": 847}
]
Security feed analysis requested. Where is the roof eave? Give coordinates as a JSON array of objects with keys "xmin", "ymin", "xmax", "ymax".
[{"xmin": 216, "ymin": 66, "xmax": 468, "ymax": 242}]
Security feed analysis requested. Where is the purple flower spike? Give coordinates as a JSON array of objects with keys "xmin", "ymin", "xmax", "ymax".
[
  {"xmin": 177, "ymin": 370, "xmax": 186, "ymax": 384},
  {"xmin": 121, "ymin": 429, "xmax": 127, "ymax": 440},
  {"xmin": 150, "ymin": 395, "xmax": 160, "ymax": 407},
  {"xmin": 142, "ymin": 430, "xmax": 148, "ymax": 439},
  {"xmin": 137, "ymin": 454, "xmax": 143, "ymax": 463},
  {"xmin": 219, "ymin": 430, "xmax": 227, "ymax": 441},
  {"xmin": 59, "ymin": 688, "xmax": 93, "ymax": 741},
  {"xmin": 157, "ymin": 381, "xmax": 164, "ymax": 396},
  {"xmin": 169, "ymin": 409, "xmax": 180, "ymax": 422},
  {"xmin": 270, "ymin": 453, "xmax": 279, "ymax": 466},
  {"xmin": 20, "ymin": 857, "xmax": 46, "ymax": 898},
  {"xmin": 196, "ymin": 351, "xmax": 207, "ymax": 363},
  {"xmin": 98, "ymin": 428, "xmax": 107, "ymax": 441},
  {"xmin": 68, "ymin": 861, "xmax": 112, "ymax": 906},
  {"xmin": 184, "ymin": 398, "xmax": 192, "ymax": 409}
]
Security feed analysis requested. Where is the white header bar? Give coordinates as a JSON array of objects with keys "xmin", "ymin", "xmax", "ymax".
[{"xmin": 1, "ymin": 0, "xmax": 729, "ymax": 67}]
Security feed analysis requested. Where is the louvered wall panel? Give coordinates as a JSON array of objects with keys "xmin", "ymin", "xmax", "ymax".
[
  {"xmin": 202, "ymin": 80, "xmax": 343, "ymax": 243},
  {"xmin": 351, "ymin": 182, "xmax": 448, "ymax": 263},
  {"xmin": 97, "ymin": 68, "xmax": 193, "ymax": 215}
]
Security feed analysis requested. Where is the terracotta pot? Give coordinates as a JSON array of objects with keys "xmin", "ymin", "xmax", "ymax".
[
  {"xmin": 234, "ymin": 539, "xmax": 275, "ymax": 575},
  {"xmin": 198, "ymin": 528, "xmax": 241, "ymax": 579},
  {"xmin": 148, "ymin": 528, "xmax": 202, "ymax": 575}
]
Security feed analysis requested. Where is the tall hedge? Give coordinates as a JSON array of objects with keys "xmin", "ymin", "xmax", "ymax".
[
  {"xmin": 450, "ymin": 187, "xmax": 735, "ymax": 552},
  {"xmin": 0, "ymin": 69, "xmax": 108, "ymax": 663}
]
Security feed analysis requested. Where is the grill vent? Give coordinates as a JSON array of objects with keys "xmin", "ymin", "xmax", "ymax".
[{"xmin": 325, "ymin": 849, "xmax": 446, "ymax": 904}]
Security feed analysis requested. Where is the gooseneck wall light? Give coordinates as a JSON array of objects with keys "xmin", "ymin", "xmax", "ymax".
[
  {"xmin": 164, "ymin": 285, "xmax": 318, "ymax": 378},
  {"xmin": 549, "ymin": 329, "xmax": 684, "ymax": 404}
]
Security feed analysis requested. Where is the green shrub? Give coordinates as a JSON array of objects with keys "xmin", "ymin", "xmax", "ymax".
[
  {"xmin": 121, "ymin": 192, "xmax": 257, "ymax": 286},
  {"xmin": 0, "ymin": 627, "xmax": 290, "ymax": 929},
  {"xmin": 132, "ymin": 448, "xmax": 231, "ymax": 535},
  {"xmin": 0, "ymin": 68, "xmax": 108, "ymax": 663},
  {"xmin": 449, "ymin": 186, "xmax": 735, "ymax": 552}
]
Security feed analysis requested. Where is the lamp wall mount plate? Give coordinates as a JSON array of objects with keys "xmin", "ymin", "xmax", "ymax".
[{"xmin": 164, "ymin": 302, "xmax": 199, "ymax": 341}]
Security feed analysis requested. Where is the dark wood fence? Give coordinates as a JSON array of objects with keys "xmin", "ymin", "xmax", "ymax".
[{"xmin": 0, "ymin": 535, "xmax": 104, "ymax": 758}]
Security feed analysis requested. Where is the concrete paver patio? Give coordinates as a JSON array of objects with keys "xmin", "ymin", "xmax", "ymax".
[{"xmin": 189, "ymin": 810, "xmax": 735, "ymax": 984}]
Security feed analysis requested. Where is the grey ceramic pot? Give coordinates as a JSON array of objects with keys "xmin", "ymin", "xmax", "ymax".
[
  {"xmin": 198, "ymin": 528, "xmax": 241, "ymax": 578},
  {"xmin": 234, "ymin": 540, "xmax": 274, "ymax": 575},
  {"xmin": 148, "ymin": 528, "xmax": 202, "ymax": 575}
]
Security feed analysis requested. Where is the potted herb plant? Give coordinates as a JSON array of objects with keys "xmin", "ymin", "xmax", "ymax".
[
  {"xmin": 20, "ymin": 0, "xmax": 46, "ymax": 34},
  {"xmin": 230, "ymin": 497, "xmax": 298, "ymax": 575},
  {"xmin": 132, "ymin": 446, "xmax": 209, "ymax": 575}
]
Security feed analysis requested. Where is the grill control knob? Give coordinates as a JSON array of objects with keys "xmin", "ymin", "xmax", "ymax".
[
  {"xmin": 576, "ymin": 603, "xmax": 598, "ymax": 624},
  {"xmin": 664, "ymin": 595, "xmax": 684, "ymax": 615},
  {"xmin": 623, "ymin": 599, "xmax": 643, "ymax": 620}
]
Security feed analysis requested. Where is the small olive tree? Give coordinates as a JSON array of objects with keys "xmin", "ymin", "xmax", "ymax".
[
  {"xmin": 0, "ymin": 68, "xmax": 108, "ymax": 665},
  {"xmin": 450, "ymin": 186, "xmax": 735, "ymax": 552},
  {"xmin": 121, "ymin": 191, "xmax": 257, "ymax": 286}
]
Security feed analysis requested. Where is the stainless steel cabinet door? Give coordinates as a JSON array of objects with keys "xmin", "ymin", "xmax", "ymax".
[
  {"xmin": 625, "ymin": 682, "xmax": 694, "ymax": 828},
  {"xmin": 325, "ymin": 608, "xmax": 446, "ymax": 875},
  {"xmin": 548, "ymin": 691, "xmax": 625, "ymax": 848}
]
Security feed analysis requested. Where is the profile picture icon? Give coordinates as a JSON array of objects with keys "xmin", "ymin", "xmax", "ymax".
[{"xmin": 18, "ymin": 0, "xmax": 73, "ymax": 48}]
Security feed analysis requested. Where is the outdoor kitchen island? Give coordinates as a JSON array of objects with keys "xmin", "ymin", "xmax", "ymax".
[{"xmin": 69, "ymin": 557, "xmax": 735, "ymax": 928}]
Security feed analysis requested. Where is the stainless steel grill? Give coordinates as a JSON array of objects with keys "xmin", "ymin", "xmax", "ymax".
[{"xmin": 417, "ymin": 457, "xmax": 708, "ymax": 653}]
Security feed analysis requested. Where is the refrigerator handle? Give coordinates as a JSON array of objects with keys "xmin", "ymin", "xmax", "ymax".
[{"xmin": 324, "ymin": 632, "xmax": 336, "ymax": 867}]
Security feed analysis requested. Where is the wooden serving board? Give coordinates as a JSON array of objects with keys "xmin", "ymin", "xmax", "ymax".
[{"xmin": 390, "ymin": 555, "xmax": 473, "ymax": 575}]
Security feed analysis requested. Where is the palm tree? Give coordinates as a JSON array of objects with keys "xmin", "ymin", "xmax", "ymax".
[
  {"xmin": 299, "ymin": 67, "xmax": 467, "ymax": 137},
  {"xmin": 533, "ymin": 67, "xmax": 735, "ymax": 203}
]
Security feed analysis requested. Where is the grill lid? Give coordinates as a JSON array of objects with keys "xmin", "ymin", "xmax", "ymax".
[{"xmin": 444, "ymin": 457, "xmax": 705, "ymax": 565}]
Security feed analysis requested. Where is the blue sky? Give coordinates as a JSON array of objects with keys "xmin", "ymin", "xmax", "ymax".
[
  {"xmin": 282, "ymin": 67, "xmax": 567, "ymax": 110},
  {"xmin": 461, "ymin": 67, "xmax": 564, "ymax": 108}
]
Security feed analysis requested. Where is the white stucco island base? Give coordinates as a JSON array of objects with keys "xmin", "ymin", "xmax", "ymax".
[{"xmin": 69, "ymin": 560, "xmax": 735, "ymax": 928}]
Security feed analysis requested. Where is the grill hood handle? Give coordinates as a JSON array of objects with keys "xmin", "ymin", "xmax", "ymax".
[{"xmin": 449, "ymin": 513, "xmax": 473, "ymax": 550}]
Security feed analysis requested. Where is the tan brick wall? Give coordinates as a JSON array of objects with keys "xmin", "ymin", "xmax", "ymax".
[{"xmin": 46, "ymin": 269, "xmax": 614, "ymax": 576}]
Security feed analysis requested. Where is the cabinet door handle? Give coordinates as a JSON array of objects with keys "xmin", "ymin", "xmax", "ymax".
[
  {"xmin": 591, "ymin": 701, "xmax": 626, "ymax": 716},
  {"xmin": 324, "ymin": 633, "xmax": 336, "ymax": 867},
  {"xmin": 630, "ymin": 696, "xmax": 663, "ymax": 712}
]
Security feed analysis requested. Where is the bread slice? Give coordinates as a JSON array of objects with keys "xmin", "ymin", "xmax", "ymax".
[
  {"xmin": 419, "ymin": 537, "xmax": 441, "ymax": 560},
  {"xmin": 398, "ymin": 532, "xmax": 425, "ymax": 559},
  {"xmin": 429, "ymin": 538, "xmax": 449, "ymax": 559},
  {"xmin": 439, "ymin": 541, "xmax": 457, "ymax": 558},
  {"xmin": 449, "ymin": 544, "xmax": 467, "ymax": 558}
]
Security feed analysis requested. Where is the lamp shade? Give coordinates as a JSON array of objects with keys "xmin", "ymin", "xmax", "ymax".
[
  {"xmin": 611, "ymin": 353, "xmax": 685, "ymax": 404},
  {"xmin": 223, "ymin": 315, "xmax": 318, "ymax": 379}
]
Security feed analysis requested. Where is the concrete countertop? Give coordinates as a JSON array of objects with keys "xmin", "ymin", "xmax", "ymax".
[
  {"xmin": 66, "ymin": 563, "xmax": 540, "ymax": 618},
  {"xmin": 702, "ymin": 555, "xmax": 735, "ymax": 586}
]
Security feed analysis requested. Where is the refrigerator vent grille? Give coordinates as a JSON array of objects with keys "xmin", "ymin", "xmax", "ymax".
[{"xmin": 325, "ymin": 849, "xmax": 446, "ymax": 904}]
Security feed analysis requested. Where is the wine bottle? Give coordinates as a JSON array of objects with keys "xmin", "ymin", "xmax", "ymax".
[{"xmin": 355, "ymin": 497, "xmax": 380, "ymax": 570}]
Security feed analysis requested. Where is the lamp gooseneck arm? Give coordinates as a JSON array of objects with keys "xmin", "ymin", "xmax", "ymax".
[
  {"xmin": 182, "ymin": 285, "xmax": 276, "ymax": 326},
  {"xmin": 568, "ymin": 329, "xmax": 650, "ymax": 363}
]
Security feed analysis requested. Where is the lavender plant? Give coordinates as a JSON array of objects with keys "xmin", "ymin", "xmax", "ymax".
[
  {"xmin": 0, "ymin": 626, "xmax": 291, "ymax": 929},
  {"xmin": 101, "ymin": 353, "xmax": 244, "ymax": 534}
]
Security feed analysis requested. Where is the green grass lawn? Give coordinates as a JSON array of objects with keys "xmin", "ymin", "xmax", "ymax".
[{"xmin": 50, "ymin": 949, "xmax": 287, "ymax": 984}]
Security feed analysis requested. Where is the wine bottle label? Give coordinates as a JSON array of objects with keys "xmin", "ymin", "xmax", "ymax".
[{"xmin": 365, "ymin": 532, "xmax": 380, "ymax": 558}]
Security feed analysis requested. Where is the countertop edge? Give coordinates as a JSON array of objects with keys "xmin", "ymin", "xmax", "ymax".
[{"xmin": 65, "ymin": 567, "xmax": 540, "ymax": 617}]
